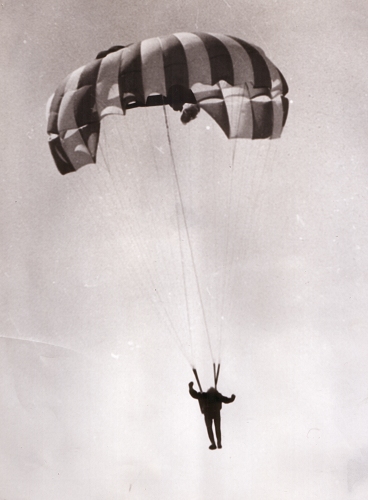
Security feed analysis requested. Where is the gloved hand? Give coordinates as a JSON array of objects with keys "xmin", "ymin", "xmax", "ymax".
[
  {"xmin": 189, "ymin": 381, "xmax": 194, "ymax": 388},
  {"xmin": 231, "ymin": 394, "xmax": 236, "ymax": 401}
]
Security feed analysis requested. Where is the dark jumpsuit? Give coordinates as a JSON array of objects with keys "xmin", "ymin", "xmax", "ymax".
[{"xmin": 189, "ymin": 386, "xmax": 235, "ymax": 448}]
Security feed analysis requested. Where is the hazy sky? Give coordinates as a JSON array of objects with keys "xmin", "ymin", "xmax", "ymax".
[{"xmin": 2, "ymin": 1, "xmax": 368, "ymax": 499}]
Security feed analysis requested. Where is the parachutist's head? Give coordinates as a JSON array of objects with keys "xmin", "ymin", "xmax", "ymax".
[{"xmin": 207, "ymin": 387, "xmax": 217, "ymax": 394}]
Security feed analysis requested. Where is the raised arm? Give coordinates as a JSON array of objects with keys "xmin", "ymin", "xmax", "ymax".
[
  {"xmin": 188, "ymin": 381, "xmax": 200, "ymax": 399},
  {"xmin": 220, "ymin": 394, "xmax": 236, "ymax": 404}
]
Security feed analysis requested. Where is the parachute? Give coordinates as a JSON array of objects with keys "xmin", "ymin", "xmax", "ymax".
[
  {"xmin": 47, "ymin": 32, "xmax": 288, "ymax": 174},
  {"xmin": 47, "ymin": 33, "xmax": 289, "ymax": 386}
]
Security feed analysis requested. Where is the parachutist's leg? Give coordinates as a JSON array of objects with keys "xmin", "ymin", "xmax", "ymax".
[
  {"xmin": 214, "ymin": 413, "xmax": 222, "ymax": 448},
  {"xmin": 204, "ymin": 415, "xmax": 216, "ymax": 449}
]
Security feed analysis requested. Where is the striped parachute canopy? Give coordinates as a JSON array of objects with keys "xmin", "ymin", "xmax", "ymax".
[{"xmin": 47, "ymin": 32, "xmax": 289, "ymax": 175}]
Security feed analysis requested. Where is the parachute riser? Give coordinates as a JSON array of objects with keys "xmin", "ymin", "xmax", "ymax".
[
  {"xmin": 192, "ymin": 364, "xmax": 221, "ymax": 393},
  {"xmin": 192, "ymin": 368, "xmax": 203, "ymax": 393},
  {"xmin": 213, "ymin": 363, "xmax": 221, "ymax": 389}
]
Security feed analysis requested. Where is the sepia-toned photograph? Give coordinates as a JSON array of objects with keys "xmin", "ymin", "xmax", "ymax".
[{"xmin": 1, "ymin": 1, "xmax": 368, "ymax": 499}]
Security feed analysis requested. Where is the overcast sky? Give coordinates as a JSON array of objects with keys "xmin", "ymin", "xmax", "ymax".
[{"xmin": 2, "ymin": 1, "xmax": 368, "ymax": 499}]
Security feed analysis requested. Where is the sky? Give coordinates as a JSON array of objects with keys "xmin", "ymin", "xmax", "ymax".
[{"xmin": 2, "ymin": 1, "xmax": 368, "ymax": 499}]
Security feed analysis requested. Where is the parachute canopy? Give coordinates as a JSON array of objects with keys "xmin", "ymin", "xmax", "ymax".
[{"xmin": 47, "ymin": 32, "xmax": 289, "ymax": 175}]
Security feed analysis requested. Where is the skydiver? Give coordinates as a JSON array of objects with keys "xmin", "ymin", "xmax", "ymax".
[{"xmin": 189, "ymin": 382, "xmax": 236, "ymax": 450}]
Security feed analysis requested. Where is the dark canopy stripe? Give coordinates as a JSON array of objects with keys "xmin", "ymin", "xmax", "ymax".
[
  {"xmin": 160, "ymin": 34, "xmax": 190, "ymax": 92},
  {"xmin": 119, "ymin": 42, "xmax": 145, "ymax": 104},
  {"xmin": 229, "ymin": 36, "xmax": 272, "ymax": 89},
  {"xmin": 194, "ymin": 33, "xmax": 234, "ymax": 86}
]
